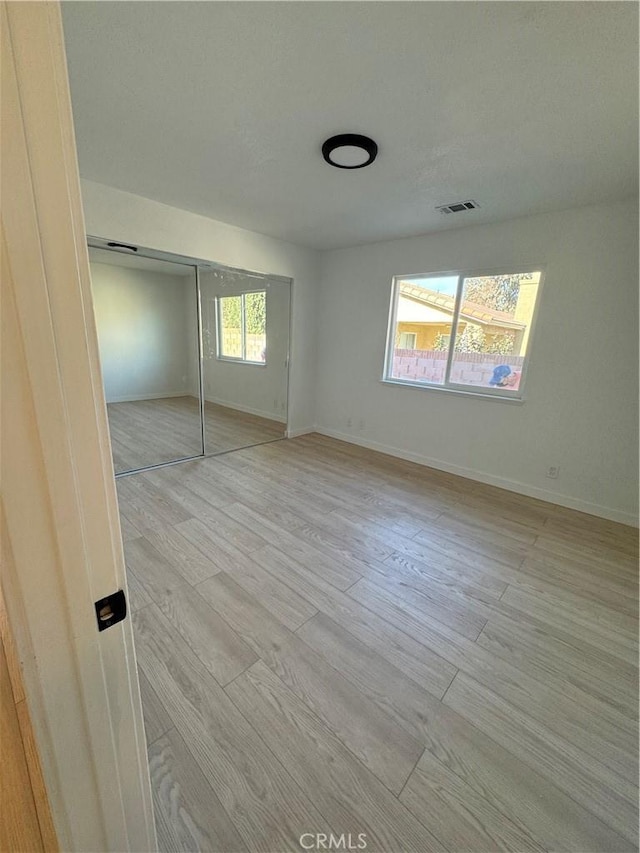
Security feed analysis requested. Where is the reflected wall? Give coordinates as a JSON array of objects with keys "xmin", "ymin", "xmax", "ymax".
[{"xmin": 89, "ymin": 247, "xmax": 202, "ymax": 473}]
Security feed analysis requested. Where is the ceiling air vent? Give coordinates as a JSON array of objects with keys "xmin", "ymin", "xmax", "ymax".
[{"xmin": 436, "ymin": 200, "xmax": 480, "ymax": 215}]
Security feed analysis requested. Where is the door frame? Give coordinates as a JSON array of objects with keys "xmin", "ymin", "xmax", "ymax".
[{"xmin": 2, "ymin": 2, "xmax": 155, "ymax": 849}]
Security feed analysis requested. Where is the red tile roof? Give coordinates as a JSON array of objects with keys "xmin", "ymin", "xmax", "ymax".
[{"xmin": 399, "ymin": 282, "xmax": 525, "ymax": 329}]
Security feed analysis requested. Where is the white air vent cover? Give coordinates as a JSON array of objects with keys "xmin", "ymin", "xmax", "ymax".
[{"xmin": 436, "ymin": 200, "xmax": 480, "ymax": 215}]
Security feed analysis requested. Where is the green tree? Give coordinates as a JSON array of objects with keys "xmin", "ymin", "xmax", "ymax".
[
  {"xmin": 221, "ymin": 295, "xmax": 241, "ymax": 329},
  {"xmin": 464, "ymin": 274, "xmax": 532, "ymax": 315},
  {"xmin": 433, "ymin": 323, "xmax": 514, "ymax": 355},
  {"xmin": 484, "ymin": 332, "xmax": 515, "ymax": 355},
  {"xmin": 433, "ymin": 333, "xmax": 449, "ymax": 351},
  {"xmin": 220, "ymin": 292, "xmax": 266, "ymax": 334},
  {"xmin": 245, "ymin": 291, "xmax": 266, "ymax": 334},
  {"xmin": 455, "ymin": 324, "xmax": 485, "ymax": 352},
  {"xmin": 434, "ymin": 325, "xmax": 515, "ymax": 354},
  {"xmin": 434, "ymin": 325, "xmax": 485, "ymax": 352}
]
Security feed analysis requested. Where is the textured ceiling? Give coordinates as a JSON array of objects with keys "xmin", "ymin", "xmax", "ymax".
[{"xmin": 62, "ymin": 1, "xmax": 638, "ymax": 250}]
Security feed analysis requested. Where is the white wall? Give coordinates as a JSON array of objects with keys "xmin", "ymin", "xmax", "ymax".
[
  {"xmin": 200, "ymin": 270, "xmax": 289, "ymax": 422},
  {"xmin": 315, "ymin": 199, "xmax": 639, "ymax": 525},
  {"xmin": 81, "ymin": 180, "xmax": 319, "ymax": 434},
  {"xmin": 90, "ymin": 261, "xmax": 198, "ymax": 403},
  {"xmin": 82, "ymin": 181, "xmax": 638, "ymax": 523}
]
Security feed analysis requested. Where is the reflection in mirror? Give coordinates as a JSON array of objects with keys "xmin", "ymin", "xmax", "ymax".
[
  {"xmin": 89, "ymin": 247, "xmax": 203, "ymax": 474},
  {"xmin": 200, "ymin": 268, "xmax": 290, "ymax": 454}
]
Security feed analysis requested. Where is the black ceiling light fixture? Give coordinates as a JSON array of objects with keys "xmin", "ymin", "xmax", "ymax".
[{"xmin": 322, "ymin": 133, "xmax": 378, "ymax": 169}]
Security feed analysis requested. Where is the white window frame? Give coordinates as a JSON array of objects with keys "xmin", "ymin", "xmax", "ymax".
[
  {"xmin": 215, "ymin": 290, "xmax": 267, "ymax": 365},
  {"xmin": 382, "ymin": 266, "xmax": 545, "ymax": 402}
]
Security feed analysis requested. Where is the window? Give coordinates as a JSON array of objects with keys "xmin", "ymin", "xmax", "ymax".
[
  {"xmin": 217, "ymin": 291, "xmax": 266, "ymax": 364},
  {"xmin": 384, "ymin": 269, "xmax": 543, "ymax": 399},
  {"xmin": 398, "ymin": 332, "xmax": 417, "ymax": 349}
]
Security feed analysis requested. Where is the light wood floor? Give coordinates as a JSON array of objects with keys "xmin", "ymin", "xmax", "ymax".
[
  {"xmin": 117, "ymin": 434, "xmax": 639, "ymax": 853},
  {"xmin": 204, "ymin": 400, "xmax": 284, "ymax": 458},
  {"xmin": 107, "ymin": 396, "xmax": 285, "ymax": 473}
]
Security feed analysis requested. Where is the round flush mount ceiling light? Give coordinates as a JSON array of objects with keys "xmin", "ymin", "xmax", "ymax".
[{"xmin": 322, "ymin": 134, "xmax": 378, "ymax": 169}]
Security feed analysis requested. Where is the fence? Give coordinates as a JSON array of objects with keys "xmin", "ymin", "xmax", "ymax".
[
  {"xmin": 221, "ymin": 331, "xmax": 266, "ymax": 362},
  {"xmin": 392, "ymin": 348, "xmax": 525, "ymax": 389}
]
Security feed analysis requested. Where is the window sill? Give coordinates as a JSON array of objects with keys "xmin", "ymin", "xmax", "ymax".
[
  {"xmin": 216, "ymin": 357, "xmax": 267, "ymax": 367},
  {"xmin": 380, "ymin": 378, "xmax": 525, "ymax": 404}
]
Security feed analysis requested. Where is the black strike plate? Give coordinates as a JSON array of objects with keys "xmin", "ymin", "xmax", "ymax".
[{"xmin": 94, "ymin": 589, "xmax": 127, "ymax": 632}]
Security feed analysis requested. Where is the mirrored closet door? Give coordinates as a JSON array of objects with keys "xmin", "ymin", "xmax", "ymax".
[
  {"xmin": 89, "ymin": 241, "xmax": 291, "ymax": 475},
  {"xmin": 199, "ymin": 267, "xmax": 290, "ymax": 455},
  {"xmin": 89, "ymin": 245, "xmax": 203, "ymax": 474}
]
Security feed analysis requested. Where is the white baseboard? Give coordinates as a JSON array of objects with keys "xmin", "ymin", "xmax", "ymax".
[
  {"xmin": 106, "ymin": 390, "xmax": 193, "ymax": 403},
  {"xmin": 286, "ymin": 426, "xmax": 316, "ymax": 439},
  {"xmin": 205, "ymin": 396, "xmax": 287, "ymax": 424},
  {"xmin": 314, "ymin": 426, "xmax": 638, "ymax": 528}
]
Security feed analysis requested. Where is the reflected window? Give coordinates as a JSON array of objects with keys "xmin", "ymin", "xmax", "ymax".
[{"xmin": 217, "ymin": 291, "xmax": 266, "ymax": 364}]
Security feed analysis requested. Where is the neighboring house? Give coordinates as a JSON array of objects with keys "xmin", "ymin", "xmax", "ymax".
[{"xmin": 396, "ymin": 281, "xmax": 532, "ymax": 355}]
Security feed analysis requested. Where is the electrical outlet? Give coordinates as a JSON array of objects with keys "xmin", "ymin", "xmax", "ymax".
[
  {"xmin": 346, "ymin": 417, "xmax": 353, "ymax": 429},
  {"xmin": 357, "ymin": 418, "xmax": 365, "ymax": 432},
  {"xmin": 546, "ymin": 465, "xmax": 560, "ymax": 479}
]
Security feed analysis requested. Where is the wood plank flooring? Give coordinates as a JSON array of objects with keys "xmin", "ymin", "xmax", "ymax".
[
  {"xmin": 117, "ymin": 433, "xmax": 639, "ymax": 853},
  {"xmin": 107, "ymin": 396, "xmax": 285, "ymax": 473}
]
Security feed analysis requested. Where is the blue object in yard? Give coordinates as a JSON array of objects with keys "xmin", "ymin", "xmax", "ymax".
[{"xmin": 489, "ymin": 365, "xmax": 512, "ymax": 386}]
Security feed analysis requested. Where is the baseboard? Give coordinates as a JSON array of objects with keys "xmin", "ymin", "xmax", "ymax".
[
  {"xmin": 286, "ymin": 426, "xmax": 316, "ymax": 439},
  {"xmin": 106, "ymin": 391, "xmax": 193, "ymax": 403},
  {"xmin": 314, "ymin": 426, "xmax": 639, "ymax": 528},
  {"xmin": 205, "ymin": 396, "xmax": 287, "ymax": 424}
]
